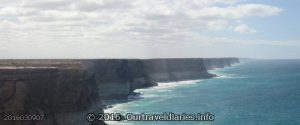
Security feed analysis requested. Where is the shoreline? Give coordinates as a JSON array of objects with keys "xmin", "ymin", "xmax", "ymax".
[
  {"xmin": 103, "ymin": 66, "xmax": 235, "ymax": 113},
  {"xmin": 102, "ymin": 79, "xmax": 204, "ymax": 110},
  {"xmin": 103, "ymin": 60, "xmax": 243, "ymax": 110}
]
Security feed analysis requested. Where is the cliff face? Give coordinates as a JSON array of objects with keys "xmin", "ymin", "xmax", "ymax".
[
  {"xmin": 0, "ymin": 66, "xmax": 105, "ymax": 125},
  {"xmin": 82, "ymin": 58, "xmax": 214, "ymax": 99},
  {"xmin": 81, "ymin": 59, "xmax": 156, "ymax": 99},
  {"xmin": 0, "ymin": 58, "xmax": 239, "ymax": 125},
  {"xmin": 203, "ymin": 58, "xmax": 239, "ymax": 70},
  {"xmin": 84, "ymin": 58, "xmax": 238, "ymax": 99},
  {"xmin": 143, "ymin": 58, "xmax": 214, "ymax": 82}
]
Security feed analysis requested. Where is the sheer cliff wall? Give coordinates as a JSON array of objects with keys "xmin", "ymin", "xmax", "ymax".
[
  {"xmin": 203, "ymin": 58, "xmax": 240, "ymax": 70},
  {"xmin": 0, "ymin": 58, "xmax": 239, "ymax": 125},
  {"xmin": 81, "ymin": 58, "xmax": 239, "ymax": 99},
  {"xmin": 0, "ymin": 66, "xmax": 105, "ymax": 125}
]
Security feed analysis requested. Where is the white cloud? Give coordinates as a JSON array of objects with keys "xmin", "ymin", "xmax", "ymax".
[
  {"xmin": 187, "ymin": 4, "xmax": 283, "ymax": 19},
  {"xmin": 0, "ymin": 0, "xmax": 287, "ymax": 58},
  {"xmin": 234, "ymin": 24, "xmax": 257, "ymax": 34}
]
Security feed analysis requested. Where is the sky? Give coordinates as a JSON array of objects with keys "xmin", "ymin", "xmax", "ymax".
[{"xmin": 0, "ymin": 0, "xmax": 299, "ymax": 59}]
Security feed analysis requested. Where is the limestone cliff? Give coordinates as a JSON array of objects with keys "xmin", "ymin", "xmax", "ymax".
[
  {"xmin": 0, "ymin": 65, "xmax": 105, "ymax": 125},
  {"xmin": 143, "ymin": 58, "xmax": 214, "ymax": 82},
  {"xmin": 203, "ymin": 58, "xmax": 239, "ymax": 70},
  {"xmin": 0, "ymin": 58, "xmax": 239, "ymax": 125},
  {"xmin": 83, "ymin": 58, "xmax": 238, "ymax": 99}
]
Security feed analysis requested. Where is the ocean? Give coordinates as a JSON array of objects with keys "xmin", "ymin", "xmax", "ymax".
[{"xmin": 105, "ymin": 60, "xmax": 300, "ymax": 125}]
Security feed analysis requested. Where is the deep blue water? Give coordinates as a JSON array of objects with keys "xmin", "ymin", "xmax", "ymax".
[{"xmin": 106, "ymin": 60, "xmax": 300, "ymax": 125}]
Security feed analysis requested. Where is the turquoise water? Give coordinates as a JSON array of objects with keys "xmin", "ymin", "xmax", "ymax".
[{"xmin": 106, "ymin": 60, "xmax": 300, "ymax": 125}]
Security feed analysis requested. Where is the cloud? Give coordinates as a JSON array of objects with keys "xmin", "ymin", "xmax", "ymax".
[
  {"xmin": 0, "ymin": 0, "xmax": 287, "ymax": 58},
  {"xmin": 234, "ymin": 24, "xmax": 257, "ymax": 34},
  {"xmin": 187, "ymin": 4, "xmax": 283, "ymax": 19}
]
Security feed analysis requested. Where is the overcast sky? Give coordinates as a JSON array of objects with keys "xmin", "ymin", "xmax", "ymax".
[{"xmin": 0, "ymin": 0, "xmax": 299, "ymax": 59}]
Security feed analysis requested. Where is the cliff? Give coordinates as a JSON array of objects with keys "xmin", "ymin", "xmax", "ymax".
[
  {"xmin": 84, "ymin": 58, "xmax": 238, "ymax": 99},
  {"xmin": 143, "ymin": 58, "xmax": 214, "ymax": 81},
  {"xmin": 203, "ymin": 58, "xmax": 239, "ymax": 70},
  {"xmin": 82, "ymin": 58, "xmax": 218, "ymax": 99},
  {"xmin": 0, "ymin": 65, "xmax": 105, "ymax": 125},
  {"xmin": 0, "ymin": 58, "xmax": 239, "ymax": 125}
]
